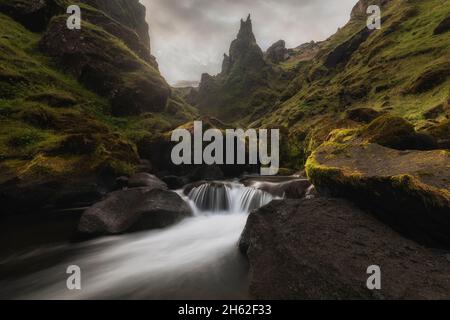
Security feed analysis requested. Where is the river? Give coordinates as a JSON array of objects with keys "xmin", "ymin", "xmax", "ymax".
[{"xmin": 0, "ymin": 181, "xmax": 279, "ymax": 300}]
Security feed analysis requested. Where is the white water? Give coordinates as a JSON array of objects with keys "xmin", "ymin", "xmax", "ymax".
[{"xmin": 0, "ymin": 181, "xmax": 277, "ymax": 300}]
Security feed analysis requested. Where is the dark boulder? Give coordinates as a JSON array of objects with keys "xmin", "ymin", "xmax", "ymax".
[
  {"xmin": 306, "ymin": 142, "xmax": 450, "ymax": 248},
  {"xmin": 128, "ymin": 173, "xmax": 167, "ymax": 189},
  {"xmin": 78, "ymin": 188, "xmax": 192, "ymax": 235},
  {"xmin": 240, "ymin": 197, "xmax": 450, "ymax": 299}
]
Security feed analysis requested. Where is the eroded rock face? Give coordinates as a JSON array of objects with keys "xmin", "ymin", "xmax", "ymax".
[
  {"xmin": 265, "ymin": 40, "xmax": 288, "ymax": 64},
  {"xmin": 0, "ymin": 0, "xmax": 61, "ymax": 32},
  {"xmin": 39, "ymin": 16, "xmax": 170, "ymax": 116},
  {"xmin": 306, "ymin": 143, "xmax": 450, "ymax": 248},
  {"xmin": 78, "ymin": 188, "xmax": 192, "ymax": 235},
  {"xmin": 240, "ymin": 197, "xmax": 450, "ymax": 299}
]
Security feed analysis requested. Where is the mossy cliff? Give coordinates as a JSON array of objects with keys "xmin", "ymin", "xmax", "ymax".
[{"xmin": 0, "ymin": 0, "xmax": 196, "ymax": 213}]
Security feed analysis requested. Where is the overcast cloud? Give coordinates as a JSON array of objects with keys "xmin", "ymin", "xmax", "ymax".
[{"xmin": 140, "ymin": 0, "xmax": 358, "ymax": 85}]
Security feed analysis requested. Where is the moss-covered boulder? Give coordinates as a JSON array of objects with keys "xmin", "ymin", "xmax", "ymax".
[
  {"xmin": 329, "ymin": 115, "xmax": 438, "ymax": 151},
  {"xmin": 306, "ymin": 142, "xmax": 450, "ymax": 248}
]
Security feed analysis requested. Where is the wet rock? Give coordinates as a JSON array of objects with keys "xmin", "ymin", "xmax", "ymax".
[
  {"xmin": 240, "ymin": 197, "xmax": 450, "ymax": 299},
  {"xmin": 128, "ymin": 173, "xmax": 167, "ymax": 189},
  {"xmin": 79, "ymin": 188, "xmax": 192, "ymax": 235},
  {"xmin": 161, "ymin": 175, "xmax": 187, "ymax": 190},
  {"xmin": 306, "ymin": 142, "xmax": 450, "ymax": 248},
  {"xmin": 245, "ymin": 179, "xmax": 312, "ymax": 199}
]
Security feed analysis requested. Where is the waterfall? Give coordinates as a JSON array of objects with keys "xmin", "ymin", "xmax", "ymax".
[{"xmin": 186, "ymin": 181, "xmax": 277, "ymax": 215}]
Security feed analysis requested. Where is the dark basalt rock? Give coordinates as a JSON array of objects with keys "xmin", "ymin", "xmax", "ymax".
[
  {"xmin": 325, "ymin": 27, "xmax": 373, "ymax": 68},
  {"xmin": 78, "ymin": 188, "xmax": 192, "ymax": 235},
  {"xmin": 307, "ymin": 143, "xmax": 450, "ymax": 248},
  {"xmin": 434, "ymin": 14, "xmax": 450, "ymax": 35},
  {"xmin": 240, "ymin": 197, "xmax": 450, "ymax": 299},
  {"xmin": 265, "ymin": 40, "xmax": 288, "ymax": 64},
  {"xmin": 128, "ymin": 173, "xmax": 168, "ymax": 189}
]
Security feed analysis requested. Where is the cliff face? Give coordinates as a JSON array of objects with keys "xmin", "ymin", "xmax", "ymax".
[{"xmin": 0, "ymin": 0, "xmax": 196, "ymax": 214}]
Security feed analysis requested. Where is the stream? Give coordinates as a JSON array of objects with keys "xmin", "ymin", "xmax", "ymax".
[{"xmin": 0, "ymin": 181, "xmax": 279, "ymax": 300}]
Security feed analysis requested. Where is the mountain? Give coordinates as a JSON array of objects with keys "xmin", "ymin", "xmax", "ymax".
[
  {"xmin": 191, "ymin": 15, "xmax": 288, "ymax": 123},
  {"xmin": 0, "ymin": 0, "xmax": 197, "ymax": 213}
]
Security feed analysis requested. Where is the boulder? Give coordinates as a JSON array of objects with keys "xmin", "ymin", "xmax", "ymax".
[
  {"xmin": 306, "ymin": 142, "xmax": 450, "ymax": 248},
  {"xmin": 78, "ymin": 188, "xmax": 192, "ymax": 234},
  {"xmin": 330, "ymin": 115, "xmax": 438, "ymax": 151},
  {"xmin": 128, "ymin": 173, "xmax": 167, "ymax": 189},
  {"xmin": 240, "ymin": 197, "xmax": 450, "ymax": 299}
]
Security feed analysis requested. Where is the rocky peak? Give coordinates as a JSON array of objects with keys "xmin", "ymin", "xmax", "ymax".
[
  {"xmin": 237, "ymin": 14, "xmax": 256, "ymax": 43},
  {"xmin": 265, "ymin": 40, "xmax": 288, "ymax": 64},
  {"xmin": 226, "ymin": 14, "xmax": 265, "ymax": 73}
]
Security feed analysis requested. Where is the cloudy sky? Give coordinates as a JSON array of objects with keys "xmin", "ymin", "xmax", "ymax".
[{"xmin": 140, "ymin": 0, "xmax": 358, "ymax": 85}]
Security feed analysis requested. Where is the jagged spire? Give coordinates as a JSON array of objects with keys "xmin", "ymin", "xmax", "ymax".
[{"xmin": 237, "ymin": 14, "xmax": 255, "ymax": 42}]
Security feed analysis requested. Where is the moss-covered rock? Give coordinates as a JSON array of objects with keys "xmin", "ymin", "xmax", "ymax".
[
  {"xmin": 39, "ymin": 15, "xmax": 170, "ymax": 116},
  {"xmin": 306, "ymin": 142, "xmax": 450, "ymax": 248},
  {"xmin": 329, "ymin": 115, "xmax": 438, "ymax": 151}
]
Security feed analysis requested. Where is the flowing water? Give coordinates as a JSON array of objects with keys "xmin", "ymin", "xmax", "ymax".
[{"xmin": 0, "ymin": 181, "xmax": 277, "ymax": 300}]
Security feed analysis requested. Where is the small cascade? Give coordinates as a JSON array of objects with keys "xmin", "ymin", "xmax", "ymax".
[
  {"xmin": 188, "ymin": 183, "xmax": 231, "ymax": 212},
  {"xmin": 186, "ymin": 181, "xmax": 277, "ymax": 214}
]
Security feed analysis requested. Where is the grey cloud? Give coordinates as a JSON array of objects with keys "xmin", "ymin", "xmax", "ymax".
[{"xmin": 140, "ymin": 0, "xmax": 358, "ymax": 85}]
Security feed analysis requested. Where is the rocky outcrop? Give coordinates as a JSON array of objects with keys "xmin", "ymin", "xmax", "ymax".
[
  {"xmin": 194, "ymin": 15, "xmax": 280, "ymax": 121},
  {"xmin": 306, "ymin": 142, "xmax": 450, "ymax": 248},
  {"xmin": 434, "ymin": 14, "xmax": 450, "ymax": 35},
  {"xmin": 240, "ymin": 197, "xmax": 450, "ymax": 299},
  {"xmin": 0, "ymin": 0, "xmax": 62, "ymax": 31},
  {"xmin": 329, "ymin": 115, "xmax": 438, "ymax": 151},
  {"xmin": 39, "ymin": 15, "xmax": 170, "ymax": 116},
  {"xmin": 265, "ymin": 40, "xmax": 288, "ymax": 64},
  {"xmin": 350, "ymin": 0, "xmax": 392, "ymax": 19},
  {"xmin": 325, "ymin": 27, "xmax": 373, "ymax": 68},
  {"xmin": 78, "ymin": 188, "xmax": 192, "ymax": 235}
]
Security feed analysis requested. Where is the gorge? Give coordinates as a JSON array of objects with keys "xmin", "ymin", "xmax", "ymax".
[{"xmin": 0, "ymin": 0, "xmax": 449, "ymax": 300}]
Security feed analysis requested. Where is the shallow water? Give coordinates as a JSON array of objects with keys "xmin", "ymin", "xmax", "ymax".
[{"xmin": 0, "ymin": 181, "xmax": 277, "ymax": 300}]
